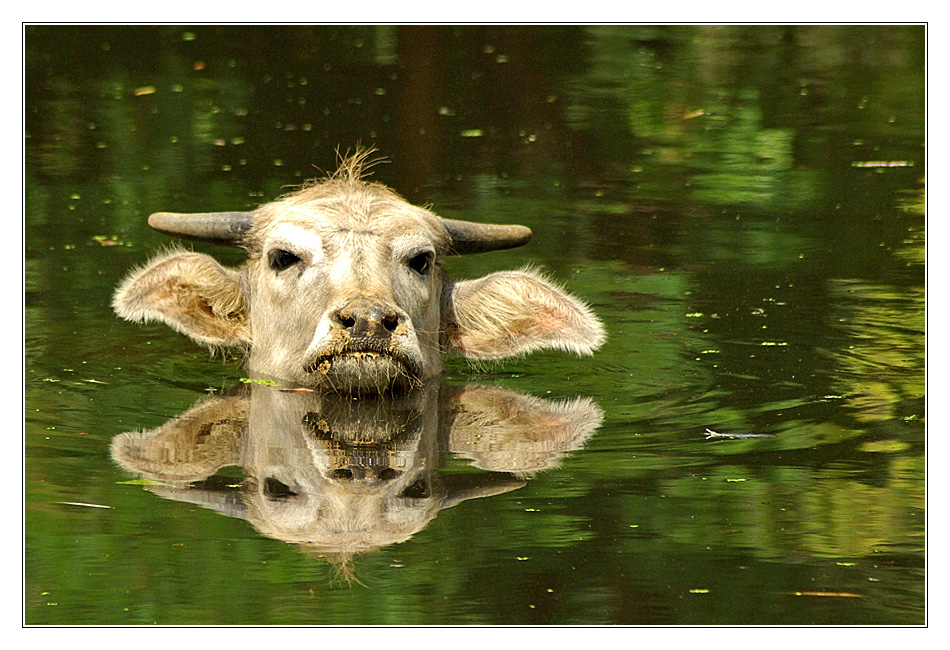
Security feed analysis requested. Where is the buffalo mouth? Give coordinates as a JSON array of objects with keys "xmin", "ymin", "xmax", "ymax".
[{"xmin": 304, "ymin": 343, "xmax": 424, "ymax": 393}]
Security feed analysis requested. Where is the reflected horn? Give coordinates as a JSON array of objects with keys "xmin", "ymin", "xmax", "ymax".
[
  {"xmin": 148, "ymin": 211, "xmax": 255, "ymax": 245},
  {"xmin": 441, "ymin": 218, "xmax": 532, "ymax": 255}
]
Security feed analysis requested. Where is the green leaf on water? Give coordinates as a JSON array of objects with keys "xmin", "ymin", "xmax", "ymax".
[{"xmin": 239, "ymin": 377, "xmax": 279, "ymax": 386}]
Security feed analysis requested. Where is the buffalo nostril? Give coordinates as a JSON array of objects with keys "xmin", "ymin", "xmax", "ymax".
[
  {"xmin": 400, "ymin": 478, "xmax": 430, "ymax": 499},
  {"xmin": 330, "ymin": 468, "xmax": 353, "ymax": 481},
  {"xmin": 378, "ymin": 467, "xmax": 399, "ymax": 481},
  {"xmin": 333, "ymin": 298, "xmax": 402, "ymax": 338},
  {"xmin": 263, "ymin": 477, "xmax": 297, "ymax": 499}
]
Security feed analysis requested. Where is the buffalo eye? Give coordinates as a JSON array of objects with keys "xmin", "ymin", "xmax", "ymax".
[
  {"xmin": 407, "ymin": 251, "xmax": 434, "ymax": 276},
  {"xmin": 268, "ymin": 249, "xmax": 301, "ymax": 272}
]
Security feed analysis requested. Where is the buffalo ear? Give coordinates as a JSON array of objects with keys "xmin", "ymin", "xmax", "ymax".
[
  {"xmin": 443, "ymin": 269, "xmax": 605, "ymax": 360},
  {"xmin": 113, "ymin": 250, "xmax": 250, "ymax": 348}
]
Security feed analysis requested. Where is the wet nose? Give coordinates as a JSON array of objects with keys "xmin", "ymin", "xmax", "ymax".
[{"xmin": 332, "ymin": 297, "xmax": 402, "ymax": 339}]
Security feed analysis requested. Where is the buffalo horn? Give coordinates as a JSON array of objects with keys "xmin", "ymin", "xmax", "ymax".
[
  {"xmin": 442, "ymin": 218, "xmax": 532, "ymax": 255},
  {"xmin": 148, "ymin": 211, "xmax": 255, "ymax": 245}
]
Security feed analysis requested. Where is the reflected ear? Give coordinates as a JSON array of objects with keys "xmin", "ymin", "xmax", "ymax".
[
  {"xmin": 443, "ymin": 269, "xmax": 605, "ymax": 360},
  {"xmin": 113, "ymin": 249, "xmax": 250, "ymax": 348},
  {"xmin": 447, "ymin": 385, "xmax": 603, "ymax": 475},
  {"xmin": 110, "ymin": 394, "xmax": 248, "ymax": 483}
]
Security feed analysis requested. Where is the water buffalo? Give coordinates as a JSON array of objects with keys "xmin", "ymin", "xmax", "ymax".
[{"xmin": 113, "ymin": 152, "xmax": 605, "ymax": 393}]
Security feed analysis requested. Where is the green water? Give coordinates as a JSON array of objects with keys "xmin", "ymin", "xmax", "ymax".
[{"xmin": 25, "ymin": 25, "xmax": 925, "ymax": 625}]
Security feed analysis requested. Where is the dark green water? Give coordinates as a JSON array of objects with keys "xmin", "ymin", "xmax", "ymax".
[{"xmin": 25, "ymin": 25, "xmax": 925, "ymax": 625}]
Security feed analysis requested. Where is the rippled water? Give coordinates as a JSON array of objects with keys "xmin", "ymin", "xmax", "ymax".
[{"xmin": 25, "ymin": 25, "xmax": 925, "ymax": 625}]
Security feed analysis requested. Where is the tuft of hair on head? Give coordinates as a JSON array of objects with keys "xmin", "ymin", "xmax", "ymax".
[{"xmin": 331, "ymin": 145, "xmax": 388, "ymax": 183}]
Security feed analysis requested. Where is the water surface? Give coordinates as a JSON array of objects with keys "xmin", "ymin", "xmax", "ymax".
[{"xmin": 25, "ymin": 25, "xmax": 925, "ymax": 625}]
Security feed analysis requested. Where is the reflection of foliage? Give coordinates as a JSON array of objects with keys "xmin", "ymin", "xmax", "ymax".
[
  {"xmin": 686, "ymin": 92, "xmax": 819, "ymax": 210},
  {"xmin": 827, "ymin": 280, "xmax": 925, "ymax": 424},
  {"xmin": 894, "ymin": 183, "xmax": 925, "ymax": 267},
  {"xmin": 658, "ymin": 462, "xmax": 923, "ymax": 558},
  {"xmin": 561, "ymin": 25, "xmax": 921, "ymax": 215},
  {"xmin": 896, "ymin": 181, "xmax": 925, "ymax": 217}
]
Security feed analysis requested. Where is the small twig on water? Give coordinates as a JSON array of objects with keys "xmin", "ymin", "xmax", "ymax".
[{"xmin": 704, "ymin": 428, "xmax": 775, "ymax": 440}]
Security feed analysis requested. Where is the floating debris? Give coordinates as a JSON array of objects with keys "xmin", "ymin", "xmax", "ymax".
[
  {"xmin": 851, "ymin": 160, "xmax": 914, "ymax": 168},
  {"xmin": 791, "ymin": 591, "xmax": 863, "ymax": 598},
  {"xmin": 705, "ymin": 428, "xmax": 775, "ymax": 440},
  {"xmin": 57, "ymin": 501, "xmax": 112, "ymax": 509},
  {"xmin": 239, "ymin": 377, "xmax": 279, "ymax": 386}
]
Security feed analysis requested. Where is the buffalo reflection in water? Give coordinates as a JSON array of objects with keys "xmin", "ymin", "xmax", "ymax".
[{"xmin": 111, "ymin": 382, "xmax": 602, "ymax": 563}]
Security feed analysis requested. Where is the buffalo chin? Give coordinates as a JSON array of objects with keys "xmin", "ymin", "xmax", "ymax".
[{"xmin": 304, "ymin": 351, "xmax": 422, "ymax": 394}]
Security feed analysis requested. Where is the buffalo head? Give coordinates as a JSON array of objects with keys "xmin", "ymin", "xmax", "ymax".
[{"xmin": 113, "ymin": 151, "xmax": 605, "ymax": 393}]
